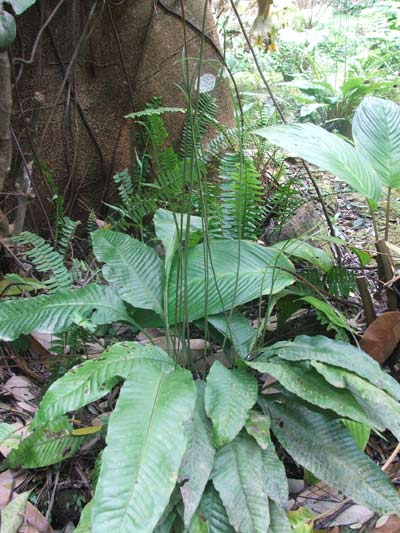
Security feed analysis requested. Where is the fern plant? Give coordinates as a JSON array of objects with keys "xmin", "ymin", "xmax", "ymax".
[
  {"xmin": 1, "ymin": 209, "xmax": 400, "ymax": 531},
  {"xmin": 13, "ymin": 231, "xmax": 72, "ymax": 291}
]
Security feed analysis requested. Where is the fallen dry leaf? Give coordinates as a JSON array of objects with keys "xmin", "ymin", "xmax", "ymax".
[
  {"xmin": 371, "ymin": 515, "xmax": 400, "ymax": 532},
  {"xmin": 360, "ymin": 311, "xmax": 400, "ymax": 364},
  {"xmin": 0, "ymin": 470, "xmax": 53, "ymax": 532},
  {"xmin": 4, "ymin": 375, "xmax": 38, "ymax": 402}
]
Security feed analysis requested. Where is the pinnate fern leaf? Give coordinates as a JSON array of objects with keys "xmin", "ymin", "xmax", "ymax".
[{"xmin": 13, "ymin": 231, "xmax": 72, "ymax": 290}]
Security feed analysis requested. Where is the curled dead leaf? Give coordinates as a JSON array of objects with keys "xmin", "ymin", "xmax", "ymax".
[{"xmin": 360, "ymin": 311, "xmax": 400, "ymax": 364}]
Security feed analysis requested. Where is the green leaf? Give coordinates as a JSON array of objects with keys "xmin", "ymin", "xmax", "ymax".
[
  {"xmin": 245, "ymin": 410, "xmax": 270, "ymax": 450},
  {"xmin": 3, "ymin": 416, "xmax": 87, "ymax": 469},
  {"xmin": 259, "ymin": 335, "xmax": 400, "ymax": 401},
  {"xmin": 4, "ymin": 0, "xmax": 36, "ymax": 15},
  {"xmin": 125, "ymin": 107, "xmax": 185, "ymax": 119},
  {"xmin": 268, "ymin": 397, "xmax": 400, "ymax": 515},
  {"xmin": 0, "ymin": 422, "xmax": 18, "ymax": 447},
  {"xmin": 153, "ymin": 208, "xmax": 204, "ymax": 279},
  {"xmin": 74, "ymin": 500, "xmax": 93, "ymax": 533},
  {"xmin": 92, "ymin": 230, "xmax": 165, "ymax": 316},
  {"xmin": 32, "ymin": 342, "xmax": 173, "ymax": 427},
  {"xmin": 299, "ymin": 296, "xmax": 350, "ymax": 331},
  {"xmin": 268, "ymin": 500, "xmax": 291, "ymax": 533},
  {"xmin": 92, "ymin": 364, "xmax": 196, "ymax": 532},
  {"xmin": 180, "ymin": 381, "xmax": 215, "ymax": 527},
  {"xmin": 0, "ymin": 11, "xmax": 16, "ymax": 50},
  {"xmin": 0, "ymin": 491, "xmax": 30, "ymax": 533},
  {"xmin": 212, "ymin": 432, "xmax": 270, "ymax": 532},
  {"xmin": 251, "ymin": 358, "xmax": 371, "ymax": 425},
  {"xmin": 0, "ymin": 284, "xmax": 131, "ymax": 341},
  {"xmin": 260, "ymin": 438, "xmax": 289, "ymax": 507},
  {"xmin": 168, "ymin": 240, "xmax": 294, "ymax": 323},
  {"xmin": 312, "ymin": 362, "xmax": 400, "ymax": 440},
  {"xmin": 205, "ymin": 361, "xmax": 258, "ymax": 448},
  {"xmin": 199, "ymin": 483, "xmax": 234, "ymax": 533},
  {"xmin": 271, "ymin": 239, "xmax": 333, "ymax": 273},
  {"xmin": 254, "ymin": 123, "xmax": 381, "ymax": 202},
  {"xmin": 188, "ymin": 508, "xmax": 210, "ymax": 533},
  {"xmin": 287, "ymin": 507, "xmax": 314, "ymax": 533},
  {"xmin": 342, "ymin": 419, "xmax": 370, "ymax": 451},
  {"xmin": 207, "ymin": 311, "xmax": 256, "ymax": 359},
  {"xmin": 353, "ymin": 96, "xmax": 400, "ymax": 188}
]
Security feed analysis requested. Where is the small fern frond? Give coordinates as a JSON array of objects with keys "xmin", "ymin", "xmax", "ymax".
[
  {"xmin": 57, "ymin": 217, "xmax": 81, "ymax": 257},
  {"xmin": 180, "ymin": 93, "xmax": 218, "ymax": 158},
  {"xmin": 219, "ymin": 153, "xmax": 265, "ymax": 240},
  {"xmin": 125, "ymin": 107, "xmax": 185, "ymax": 119},
  {"xmin": 13, "ymin": 232, "xmax": 72, "ymax": 291},
  {"xmin": 114, "ymin": 169, "xmax": 133, "ymax": 206}
]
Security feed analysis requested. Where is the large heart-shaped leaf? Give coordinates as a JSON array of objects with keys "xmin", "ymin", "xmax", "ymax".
[
  {"xmin": 254, "ymin": 123, "xmax": 381, "ymax": 202},
  {"xmin": 92, "ymin": 230, "xmax": 165, "ymax": 316},
  {"xmin": 205, "ymin": 361, "xmax": 258, "ymax": 448},
  {"xmin": 92, "ymin": 363, "xmax": 195, "ymax": 532},
  {"xmin": 267, "ymin": 397, "xmax": 400, "ymax": 515},
  {"xmin": 168, "ymin": 240, "xmax": 294, "ymax": 323},
  {"xmin": 353, "ymin": 96, "xmax": 400, "ymax": 188},
  {"xmin": 212, "ymin": 432, "xmax": 270, "ymax": 532},
  {"xmin": 154, "ymin": 208, "xmax": 203, "ymax": 279}
]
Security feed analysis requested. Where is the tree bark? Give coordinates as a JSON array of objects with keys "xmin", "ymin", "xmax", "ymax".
[
  {"xmin": 8, "ymin": 0, "xmax": 234, "ymax": 234},
  {"xmin": 0, "ymin": 51, "xmax": 11, "ymax": 235}
]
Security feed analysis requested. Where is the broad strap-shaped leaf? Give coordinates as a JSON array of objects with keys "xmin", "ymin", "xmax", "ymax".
[
  {"xmin": 254, "ymin": 123, "xmax": 381, "ymax": 202},
  {"xmin": 267, "ymin": 396, "xmax": 400, "ymax": 515},
  {"xmin": 205, "ymin": 361, "xmax": 258, "ymax": 448},
  {"xmin": 0, "ymin": 11, "xmax": 16, "ymax": 50},
  {"xmin": 3, "ymin": 416, "xmax": 87, "ymax": 469},
  {"xmin": 154, "ymin": 208, "xmax": 204, "ymax": 278},
  {"xmin": 0, "ymin": 284, "xmax": 131, "ymax": 341},
  {"xmin": 342, "ymin": 420, "xmax": 370, "ymax": 451},
  {"xmin": 313, "ymin": 362, "xmax": 400, "ymax": 440},
  {"xmin": 92, "ymin": 363, "xmax": 195, "ymax": 533},
  {"xmin": 249, "ymin": 358, "xmax": 371, "ymax": 425},
  {"xmin": 74, "ymin": 500, "xmax": 93, "ymax": 533},
  {"xmin": 180, "ymin": 381, "xmax": 215, "ymax": 527},
  {"xmin": 92, "ymin": 230, "xmax": 165, "ymax": 315},
  {"xmin": 208, "ymin": 311, "xmax": 256, "ymax": 359},
  {"xmin": 271, "ymin": 239, "xmax": 333, "ymax": 273},
  {"xmin": 245, "ymin": 410, "xmax": 271, "ymax": 450},
  {"xmin": 168, "ymin": 240, "xmax": 294, "ymax": 323},
  {"xmin": 353, "ymin": 96, "xmax": 400, "ymax": 188},
  {"xmin": 268, "ymin": 500, "xmax": 291, "ymax": 533},
  {"xmin": 6, "ymin": 0, "xmax": 37, "ymax": 15},
  {"xmin": 199, "ymin": 483, "xmax": 235, "ymax": 533},
  {"xmin": 259, "ymin": 335, "xmax": 400, "ymax": 401},
  {"xmin": 212, "ymin": 432, "xmax": 270, "ymax": 532},
  {"xmin": 260, "ymin": 437, "xmax": 289, "ymax": 508},
  {"xmin": 32, "ymin": 342, "xmax": 173, "ymax": 428}
]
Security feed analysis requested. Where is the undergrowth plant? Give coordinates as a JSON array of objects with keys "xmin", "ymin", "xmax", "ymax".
[{"xmin": 1, "ymin": 209, "xmax": 400, "ymax": 531}]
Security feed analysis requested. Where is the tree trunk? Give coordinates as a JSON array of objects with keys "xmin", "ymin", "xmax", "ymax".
[
  {"xmin": 8, "ymin": 0, "xmax": 234, "ymax": 235},
  {"xmin": 0, "ymin": 51, "xmax": 11, "ymax": 235}
]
